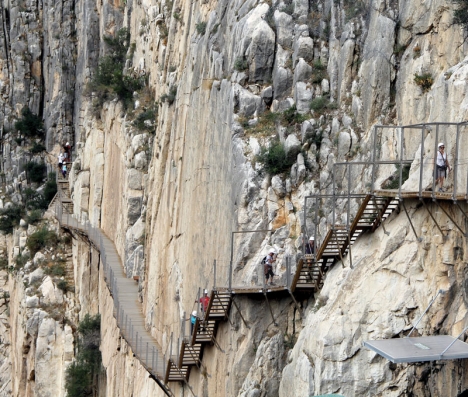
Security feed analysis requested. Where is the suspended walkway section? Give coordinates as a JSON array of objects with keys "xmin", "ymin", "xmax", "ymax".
[{"xmin": 50, "ymin": 122, "xmax": 468, "ymax": 392}]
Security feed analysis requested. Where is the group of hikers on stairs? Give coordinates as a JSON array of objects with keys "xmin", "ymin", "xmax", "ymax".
[{"xmin": 57, "ymin": 142, "xmax": 72, "ymax": 178}]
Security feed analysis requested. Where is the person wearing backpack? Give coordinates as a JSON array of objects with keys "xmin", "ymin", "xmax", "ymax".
[
  {"xmin": 263, "ymin": 250, "xmax": 276, "ymax": 286},
  {"xmin": 435, "ymin": 142, "xmax": 451, "ymax": 192}
]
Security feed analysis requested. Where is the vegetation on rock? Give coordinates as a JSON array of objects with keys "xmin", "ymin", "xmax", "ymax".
[
  {"xmin": 65, "ymin": 314, "xmax": 102, "ymax": 397},
  {"xmin": 414, "ymin": 73, "xmax": 434, "ymax": 92},
  {"xmin": 15, "ymin": 107, "xmax": 43, "ymax": 137},
  {"xmin": 89, "ymin": 28, "xmax": 145, "ymax": 109},
  {"xmin": 256, "ymin": 140, "xmax": 300, "ymax": 175}
]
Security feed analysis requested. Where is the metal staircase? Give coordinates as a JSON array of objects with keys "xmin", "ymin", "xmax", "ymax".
[{"xmin": 292, "ymin": 194, "xmax": 399, "ymax": 293}]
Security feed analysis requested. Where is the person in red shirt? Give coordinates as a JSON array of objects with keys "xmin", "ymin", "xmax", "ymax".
[{"xmin": 199, "ymin": 289, "xmax": 210, "ymax": 313}]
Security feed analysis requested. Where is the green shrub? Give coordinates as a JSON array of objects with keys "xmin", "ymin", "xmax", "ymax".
[
  {"xmin": 45, "ymin": 262, "xmax": 66, "ymax": 277},
  {"xmin": 256, "ymin": 140, "xmax": 300, "ymax": 175},
  {"xmin": 24, "ymin": 188, "xmax": 47, "ymax": 210},
  {"xmin": 15, "ymin": 252, "xmax": 30, "ymax": 268},
  {"xmin": 310, "ymin": 96, "xmax": 338, "ymax": 113},
  {"xmin": 414, "ymin": 73, "xmax": 434, "ymax": 92},
  {"xmin": 90, "ymin": 28, "xmax": 145, "ymax": 109},
  {"xmin": 65, "ymin": 314, "xmax": 102, "ymax": 397},
  {"xmin": 234, "ymin": 57, "xmax": 249, "ymax": 72},
  {"xmin": 0, "ymin": 205, "xmax": 24, "ymax": 234},
  {"xmin": 453, "ymin": 0, "xmax": 468, "ymax": 29},
  {"xmin": 15, "ymin": 107, "xmax": 43, "ymax": 137},
  {"xmin": 57, "ymin": 279, "xmax": 69, "ymax": 292},
  {"xmin": 281, "ymin": 2, "xmax": 294, "ymax": 15},
  {"xmin": 160, "ymin": 85, "xmax": 177, "ymax": 105},
  {"xmin": 26, "ymin": 209, "xmax": 43, "ymax": 224},
  {"xmin": 23, "ymin": 161, "xmax": 46, "ymax": 183},
  {"xmin": 26, "ymin": 227, "xmax": 59, "ymax": 255},
  {"xmin": 310, "ymin": 96, "xmax": 328, "ymax": 111},
  {"xmin": 382, "ymin": 164, "xmax": 411, "ymax": 189},
  {"xmin": 282, "ymin": 106, "xmax": 307, "ymax": 125},
  {"xmin": 132, "ymin": 107, "xmax": 157, "ymax": 131},
  {"xmin": 30, "ymin": 141, "xmax": 46, "ymax": 154},
  {"xmin": 43, "ymin": 173, "xmax": 58, "ymax": 202},
  {"xmin": 196, "ymin": 21, "xmax": 207, "ymax": 35},
  {"xmin": 0, "ymin": 256, "xmax": 8, "ymax": 271}
]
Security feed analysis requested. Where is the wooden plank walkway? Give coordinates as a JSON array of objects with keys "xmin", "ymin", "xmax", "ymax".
[{"xmin": 54, "ymin": 201, "xmax": 175, "ymax": 396}]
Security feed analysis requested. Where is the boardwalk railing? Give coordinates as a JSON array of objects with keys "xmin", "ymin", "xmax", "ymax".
[{"xmin": 54, "ymin": 193, "xmax": 175, "ymax": 397}]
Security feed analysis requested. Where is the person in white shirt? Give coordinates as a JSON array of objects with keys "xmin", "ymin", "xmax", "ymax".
[
  {"xmin": 435, "ymin": 142, "xmax": 451, "ymax": 192},
  {"xmin": 58, "ymin": 152, "xmax": 64, "ymax": 171}
]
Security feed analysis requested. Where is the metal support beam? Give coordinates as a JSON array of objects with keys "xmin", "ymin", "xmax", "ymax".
[
  {"xmin": 435, "ymin": 202, "xmax": 466, "ymax": 236},
  {"xmin": 401, "ymin": 201, "xmax": 421, "ymax": 241},
  {"xmin": 230, "ymin": 296, "xmax": 250, "ymax": 329},
  {"xmin": 407, "ymin": 290, "xmax": 445, "ymax": 337},
  {"xmin": 372, "ymin": 196, "xmax": 390, "ymax": 235},
  {"xmin": 287, "ymin": 289, "xmax": 302, "ymax": 313},
  {"xmin": 263, "ymin": 292, "xmax": 278, "ymax": 326},
  {"xmin": 421, "ymin": 199, "xmax": 446, "ymax": 239}
]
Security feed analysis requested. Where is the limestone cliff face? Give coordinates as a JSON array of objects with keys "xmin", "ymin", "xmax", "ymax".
[{"xmin": 1, "ymin": 0, "xmax": 468, "ymax": 395}]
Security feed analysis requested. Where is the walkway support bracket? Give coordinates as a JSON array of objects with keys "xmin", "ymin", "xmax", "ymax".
[
  {"xmin": 435, "ymin": 201, "xmax": 466, "ymax": 236},
  {"xmin": 230, "ymin": 296, "xmax": 250, "ymax": 329},
  {"xmin": 402, "ymin": 201, "xmax": 421, "ymax": 241},
  {"xmin": 421, "ymin": 199, "xmax": 446, "ymax": 239},
  {"xmin": 263, "ymin": 292, "xmax": 278, "ymax": 326}
]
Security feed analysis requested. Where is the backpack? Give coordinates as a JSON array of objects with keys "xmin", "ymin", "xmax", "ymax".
[{"xmin": 261, "ymin": 256, "xmax": 267, "ymax": 265}]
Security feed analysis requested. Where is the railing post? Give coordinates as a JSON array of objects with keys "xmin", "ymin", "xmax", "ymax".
[
  {"xmin": 262, "ymin": 262, "xmax": 266, "ymax": 289},
  {"xmin": 170, "ymin": 332, "xmax": 173, "ymax": 359},
  {"xmin": 371, "ymin": 125, "xmax": 378, "ymax": 192},
  {"xmin": 213, "ymin": 259, "xmax": 216, "ymax": 289},
  {"xmin": 419, "ymin": 125, "xmax": 425, "ymax": 197},
  {"xmin": 181, "ymin": 312, "xmax": 186, "ymax": 340},
  {"xmin": 136, "ymin": 331, "xmax": 139, "ymax": 355},
  {"xmin": 398, "ymin": 127, "xmax": 405, "ymax": 199},
  {"xmin": 229, "ymin": 261, "xmax": 232, "ymax": 291},
  {"xmin": 286, "ymin": 256, "xmax": 290, "ymax": 288},
  {"xmin": 454, "ymin": 123, "xmax": 460, "ymax": 198},
  {"xmin": 432, "ymin": 125, "xmax": 439, "ymax": 195},
  {"xmin": 152, "ymin": 346, "xmax": 155, "ymax": 371}
]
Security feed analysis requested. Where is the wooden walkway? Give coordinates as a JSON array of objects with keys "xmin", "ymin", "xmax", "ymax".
[
  {"xmin": 52, "ymin": 166, "xmax": 467, "ymax": 395},
  {"xmin": 53, "ymin": 179, "xmax": 178, "ymax": 396}
]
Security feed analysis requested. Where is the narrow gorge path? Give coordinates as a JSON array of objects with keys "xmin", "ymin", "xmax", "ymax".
[{"xmin": 53, "ymin": 180, "xmax": 176, "ymax": 396}]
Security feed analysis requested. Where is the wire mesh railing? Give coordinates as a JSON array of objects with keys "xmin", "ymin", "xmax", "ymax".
[{"xmin": 53, "ymin": 190, "xmax": 173, "ymax": 396}]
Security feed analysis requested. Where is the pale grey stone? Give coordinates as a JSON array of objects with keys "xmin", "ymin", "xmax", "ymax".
[
  {"xmin": 294, "ymin": 82, "xmax": 313, "ymax": 114},
  {"xmin": 273, "ymin": 67, "xmax": 293, "ymax": 100},
  {"xmin": 247, "ymin": 20, "xmax": 275, "ymax": 82},
  {"xmin": 127, "ymin": 168, "xmax": 143, "ymax": 190},
  {"xmin": 293, "ymin": 36, "xmax": 314, "ymax": 66},
  {"xmin": 128, "ymin": 196, "xmax": 143, "ymax": 226},
  {"xmin": 29, "ymin": 268, "xmax": 44, "ymax": 285},
  {"xmin": 284, "ymin": 134, "xmax": 301, "ymax": 154},
  {"xmin": 134, "ymin": 152, "xmax": 147, "ymax": 170},
  {"xmin": 26, "ymin": 296, "xmax": 39, "ymax": 308},
  {"xmin": 236, "ymin": 85, "xmax": 262, "ymax": 117},
  {"xmin": 271, "ymin": 175, "xmax": 286, "ymax": 198},
  {"xmin": 274, "ymin": 11, "xmax": 293, "ymax": 48},
  {"xmin": 294, "ymin": 58, "xmax": 313, "ymax": 85}
]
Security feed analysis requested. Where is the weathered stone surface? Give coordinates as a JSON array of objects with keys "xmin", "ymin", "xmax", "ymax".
[
  {"xmin": 294, "ymin": 82, "xmax": 313, "ymax": 114},
  {"xmin": 284, "ymin": 134, "xmax": 301, "ymax": 154},
  {"xmin": 274, "ymin": 11, "xmax": 293, "ymax": 48}
]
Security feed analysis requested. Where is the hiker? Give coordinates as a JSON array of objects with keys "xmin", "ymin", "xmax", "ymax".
[
  {"xmin": 264, "ymin": 250, "xmax": 276, "ymax": 286},
  {"xmin": 305, "ymin": 236, "xmax": 315, "ymax": 255},
  {"xmin": 190, "ymin": 310, "xmax": 197, "ymax": 335},
  {"xmin": 58, "ymin": 152, "xmax": 64, "ymax": 171},
  {"xmin": 435, "ymin": 142, "xmax": 451, "ymax": 192},
  {"xmin": 62, "ymin": 163, "xmax": 67, "ymax": 178},
  {"xmin": 63, "ymin": 142, "xmax": 71, "ymax": 160},
  {"xmin": 199, "ymin": 289, "xmax": 210, "ymax": 316}
]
